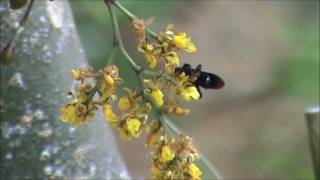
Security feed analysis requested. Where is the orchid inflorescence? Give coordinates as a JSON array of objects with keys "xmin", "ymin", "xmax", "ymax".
[{"xmin": 61, "ymin": 1, "xmax": 222, "ymax": 179}]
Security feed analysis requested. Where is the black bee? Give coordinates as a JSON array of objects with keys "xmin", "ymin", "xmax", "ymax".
[{"xmin": 175, "ymin": 63, "xmax": 225, "ymax": 98}]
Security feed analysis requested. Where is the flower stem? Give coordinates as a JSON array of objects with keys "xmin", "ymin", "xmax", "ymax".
[
  {"xmin": 105, "ymin": 0, "xmax": 142, "ymax": 73},
  {"xmin": 107, "ymin": 45, "xmax": 118, "ymax": 65},
  {"xmin": 85, "ymin": 38, "xmax": 118, "ymax": 105},
  {"xmin": 161, "ymin": 115, "xmax": 224, "ymax": 180}
]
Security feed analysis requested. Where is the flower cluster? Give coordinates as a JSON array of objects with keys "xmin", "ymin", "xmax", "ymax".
[
  {"xmin": 61, "ymin": 18, "xmax": 207, "ymax": 179},
  {"xmin": 61, "ymin": 67, "xmax": 98, "ymax": 127},
  {"xmin": 136, "ymin": 24, "xmax": 197, "ymax": 70},
  {"xmin": 147, "ymin": 124, "xmax": 202, "ymax": 180},
  {"xmin": 104, "ymin": 87, "xmax": 152, "ymax": 141},
  {"xmin": 133, "ymin": 20, "xmax": 201, "ymax": 116}
]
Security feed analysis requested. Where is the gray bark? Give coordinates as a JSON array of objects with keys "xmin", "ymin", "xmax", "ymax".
[{"xmin": 0, "ymin": 0, "xmax": 129, "ymax": 179}]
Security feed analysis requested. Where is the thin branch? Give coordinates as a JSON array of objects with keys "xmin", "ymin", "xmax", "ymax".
[
  {"xmin": 9, "ymin": 0, "xmax": 35, "ymax": 45},
  {"xmin": 19, "ymin": 0, "xmax": 35, "ymax": 27},
  {"xmin": 1, "ymin": 0, "xmax": 35, "ymax": 64}
]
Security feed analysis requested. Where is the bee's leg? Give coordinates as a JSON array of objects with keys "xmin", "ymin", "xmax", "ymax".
[{"xmin": 196, "ymin": 85, "xmax": 203, "ymax": 98}]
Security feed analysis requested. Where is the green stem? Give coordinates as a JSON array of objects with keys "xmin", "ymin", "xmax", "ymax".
[
  {"xmin": 112, "ymin": 0, "xmax": 159, "ymax": 40},
  {"xmin": 161, "ymin": 115, "xmax": 223, "ymax": 180},
  {"xmin": 105, "ymin": 0, "xmax": 142, "ymax": 72},
  {"xmin": 107, "ymin": 45, "xmax": 118, "ymax": 65},
  {"xmin": 85, "ymin": 37, "xmax": 118, "ymax": 105},
  {"xmin": 85, "ymin": 80, "xmax": 100, "ymax": 105}
]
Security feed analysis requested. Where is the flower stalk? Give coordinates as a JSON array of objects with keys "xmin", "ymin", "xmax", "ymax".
[
  {"xmin": 61, "ymin": 1, "xmax": 224, "ymax": 179},
  {"xmin": 106, "ymin": 0, "xmax": 142, "ymax": 73}
]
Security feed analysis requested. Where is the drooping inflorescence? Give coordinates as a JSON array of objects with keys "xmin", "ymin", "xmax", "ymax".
[{"xmin": 61, "ymin": 4, "xmax": 223, "ymax": 179}]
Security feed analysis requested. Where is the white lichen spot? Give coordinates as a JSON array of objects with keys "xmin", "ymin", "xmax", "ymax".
[
  {"xmin": 119, "ymin": 171, "xmax": 129, "ymax": 179},
  {"xmin": 69, "ymin": 126, "xmax": 76, "ymax": 133},
  {"xmin": 40, "ymin": 146, "xmax": 51, "ymax": 161},
  {"xmin": 8, "ymin": 72, "xmax": 26, "ymax": 89},
  {"xmin": 53, "ymin": 166, "xmax": 64, "ymax": 178},
  {"xmin": 44, "ymin": 165, "xmax": 53, "ymax": 175},
  {"xmin": 39, "ymin": 15, "xmax": 47, "ymax": 23},
  {"xmin": 35, "ymin": 93, "xmax": 42, "ymax": 99},
  {"xmin": 37, "ymin": 129, "xmax": 53, "ymax": 138},
  {"xmin": 30, "ymin": 32, "xmax": 40, "ymax": 47},
  {"xmin": 47, "ymin": 1, "xmax": 64, "ymax": 29},
  {"xmin": 5, "ymin": 152, "xmax": 13, "ymax": 160},
  {"xmin": 34, "ymin": 109, "xmax": 47, "ymax": 120},
  {"xmin": 74, "ymin": 146, "xmax": 92, "ymax": 162},
  {"xmin": 20, "ymin": 113, "xmax": 33, "ymax": 124}
]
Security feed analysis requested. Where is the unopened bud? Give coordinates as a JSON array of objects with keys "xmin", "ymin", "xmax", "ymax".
[
  {"xmin": 107, "ymin": 95, "xmax": 117, "ymax": 103},
  {"xmin": 159, "ymin": 136, "xmax": 165, "ymax": 143},
  {"xmin": 187, "ymin": 153, "xmax": 195, "ymax": 162},
  {"xmin": 1, "ymin": 42, "xmax": 15, "ymax": 65},
  {"xmin": 140, "ymin": 114, "xmax": 148, "ymax": 123},
  {"xmin": 165, "ymin": 170, "xmax": 173, "ymax": 178}
]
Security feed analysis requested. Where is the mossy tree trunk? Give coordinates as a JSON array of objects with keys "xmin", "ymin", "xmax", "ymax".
[{"xmin": 0, "ymin": 0, "xmax": 129, "ymax": 179}]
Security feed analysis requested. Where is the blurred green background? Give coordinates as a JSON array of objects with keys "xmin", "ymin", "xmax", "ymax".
[{"xmin": 69, "ymin": 1, "xmax": 319, "ymax": 179}]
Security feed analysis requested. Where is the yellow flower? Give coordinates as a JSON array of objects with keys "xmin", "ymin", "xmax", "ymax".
[
  {"xmin": 118, "ymin": 96, "xmax": 131, "ymax": 111},
  {"xmin": 159, "ymin": 145, "xmax": 175, "ymax": 163},
  {"xmin": 150, "ymin": 164, "xmax": 162, "ymax": 179},
  {"xmin": 188, "ymin": 163, "xmax": 202, "ymax": 179},
  {"xmin": 72, "ymin": 115, "xmax": 86, "ymax": 127},
  {"xmin": 70, "ymin": 69, "xmax": 81, "ymax": 80},
  {"xmin": 146, "ymin": 131, "xmax": 161, "ymax": 148},
  {"xmin": 126, "ymin": 118, "xmax": 141, "ymax": 138},
  {"xmin": 61, "ymin": 103, "xmax": 94, "ymax": 127},
  {"xmin": 151, "ymin": 88, "xmax": 164, "ymax": 107},
  {"xmin": 142, "ymin": 44, "xmax": 160, "ymax": 69},
  {"xmin": 166, "ymin": 103, "xmax": 190, "ymax": 116},
  {"xmin": 165, "ymin": 51, "xmax": 180, "ymax": 66},
  {"xmin": 177, "ymin": 72, "xmax": 189, "ymax": 84},
  {"xmin": 172, "ymin": 33, "xmax": 197, "ymax": 53},
  {"xmin": 103, "ymin": 104, "xmax": 119, "ymax": 127},
  {"xmin": 145, "ymin": 53, "xmax": 158, "ymax": 69},
  {"xmin": 61, "ymin": 104, "xmax": 77, "ymax": 123},
  {"xmin": 105, "ymin": 75, "xmax": 114, "ymax": 85},
  {"xmin": 119, "ymin": 128, "xmax": 132, "ymax": 141},
  {"xmin": 69, "ymin": 67, "xmax": 95, "ymax": 83},
  {"xmin": 100, "ymin": 65, "xmax": 123, "ymax": 97},
  {"xmin": 178, "ymin": 86, "xmax": 200, "ymax": 101}
]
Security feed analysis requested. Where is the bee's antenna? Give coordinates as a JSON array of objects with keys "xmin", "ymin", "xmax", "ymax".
[{"xmin": 196, "ymin": 64, "xmax": 202, "ymax": 71}]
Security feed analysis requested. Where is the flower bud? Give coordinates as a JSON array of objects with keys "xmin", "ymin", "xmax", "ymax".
[
  {"xmin": 187, "ymin": 153, "xmax": 195, "ymax": 162},
  {"xmin": 1, "ymin": 42, "xmax": 15, "ymax": 65},
  {"xmin": 159, "ymin": 135, "xmax": 165, "ymax": 144},
  {"xmin": 165, "ymin": 170, "xmax": 173, "ymax": 179}
]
